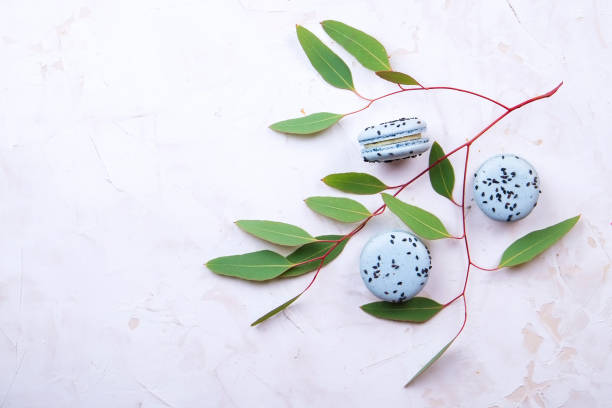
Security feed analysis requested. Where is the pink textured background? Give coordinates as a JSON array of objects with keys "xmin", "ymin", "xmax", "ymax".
[{"xmin": 1, "ymin": 0, "xmax": 611, "ymax": 406}]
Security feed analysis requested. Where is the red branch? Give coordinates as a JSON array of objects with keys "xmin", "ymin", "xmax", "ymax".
[{"xmin": 263, "ymin": 81, "xmax": 563, "ymax": 342}]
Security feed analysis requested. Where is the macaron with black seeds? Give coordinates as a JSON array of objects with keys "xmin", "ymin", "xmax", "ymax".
[
  {"xmin": 473, "ymin": 154, "xmax": 540, "ymax": 222},
  {"xmin": 358, "ymin": 117, "xmax": 431, "ymax": 163},
  {"xmin": 360, "ymin": 230, "xmax": 431, "ymax": 302}
]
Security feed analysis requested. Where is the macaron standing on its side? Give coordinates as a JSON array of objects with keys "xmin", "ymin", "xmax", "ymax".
[
  {"xmin": 358, "ymin": 117, "xmax": 431, "ymax": 163},
  {"xmin": 360, "ymin": 230, "xmax": 432, "ymax": 303},
  {"xmin": 473, "ymin": 154, "xmax": 541, "ymax": 222}
]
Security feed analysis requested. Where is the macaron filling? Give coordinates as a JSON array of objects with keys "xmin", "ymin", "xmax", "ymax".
[{"xmin": 362, "ymin": 132, "xmax": 423, "ymax": 149}]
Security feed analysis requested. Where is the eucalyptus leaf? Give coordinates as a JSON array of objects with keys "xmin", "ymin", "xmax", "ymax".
[
  {"xmin": 498, "ymin": 215, "xmax": 580, "ymax": 268},
  {"xmin": 251, "ymin": 294, "xmax": 301, "ymax": 326},
  {"xmin": 382, "ymin": 193, "xmax": 452, "ymax": 240},
  {"xmin": 405, "ymin": 338, "xmax": 455, "ymax": 387},
  {"xmin": 269, "ymin": 112, "xmax": 343, "ymax": 135},
  {"xmin": 376, "ymin": 70, "xmax": 419, "ymax": 86},
  {"xmin": 236, "ymin": 220, "xmax": 316, "ymax": 246},
  {"xmin": 361, "ymin": 297, "xmax": 444, "ymax": 323},
  {"xmin": 428, "ymin": 141, "xmax": 455, "ymax": 201},
  {"xmin": 323, "ymin": 172, "xmax": 387, "ymax": 194},
  {"xmin": 296, "ymin": 25, "xmax": 354, "ymax": 90},
  {"xmin": 207, "ymin": 250, "xmax": 293, "ymax": 281},
  {"xmin": 305, "ymin": 196, "xmax": 371, "ymax": 222},
  {"xmin": 282, "ymin": 235, "xmax": 349, "ymax": 278},
  {"xmin": 320, "ymin": 20, "xmax": 390, "ymax": 71}
]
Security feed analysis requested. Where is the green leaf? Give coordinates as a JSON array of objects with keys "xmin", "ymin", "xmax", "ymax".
[
  {"xmin": 428, "ymin": 141, "xmax": 455, "ymax": 201},
  {"xmin": 323, "ymin": 172, "xmax": 387, "ymax": 195},
  {"xmin": 282, "ymin": 235, "xmax": 349, "ymax": 278},
  {"xmin": 382, "ymin": 193, "xmax": 452, "ymax": 240},
  {"xmin": 376, "ymin": 70, "xmax": 419, "ymax": 86},
  {"xmin": 305, "ymin": 196, "xmax": 371, "ymax": 222},
  {"xmin": 320, "ymin": 20, "xmax": 390, "ymax": 71},
  {"xmin": 207, "ymin": 250, "xmax": 293, "ymax": 281},
  {"xmin": 269, "ymin": 112, "xmax": 343, "ymax": 135},
  {"xmin": 499, "ymin": 215, "xmax": 580, "ymax": 268},
  {"xmin": 251, "ymin": 294, "xmax": 301, "ymax": 326},
  {"xmin": 296, "ymin": 25, "xmax": 354, "ymax": 90},
  {"xmin": 405, "ymin": 338, "xmax": 455, "ymax": 387},
  {"xmin": 236, "ymin": 220, "xmax": 316, "ymax": 246},
  {"xmin": 360, "ymin": 297, "xmax": 444, "ymax": 323}
]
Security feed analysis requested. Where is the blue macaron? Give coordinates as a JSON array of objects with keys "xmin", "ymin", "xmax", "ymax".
[
  {"xmin": 358, "ymin": 117, "xmax": 431, "ymax": 163},
  {"xmin": 360, "ymin": 230, "xmax": 431, "ymax": 302},
  {"xmin": 473, "ymin": 154, "xmax": 540, "ymax": 222}
]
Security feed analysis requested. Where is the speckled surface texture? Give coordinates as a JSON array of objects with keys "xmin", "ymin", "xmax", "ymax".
[
  {"xmin": 473, "ymin": 154, "xmax": 540, "ymax": 222},
  {"xmin": 358, "ymin": 117, "xmax": 430, "ymax": 162},
  {"xmin": 360, "ymin": 231, "xmax": 431, "ymax": 302},
  {"xmin": 1, "ymin": 1, "xmax": 611, "ymax": 407}
]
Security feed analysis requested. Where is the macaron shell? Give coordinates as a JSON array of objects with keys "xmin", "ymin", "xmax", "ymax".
[
  {"xmin": 361, "ymin": 137, "xmax": 431, "ymax": 162},
  {"xmin": 358, "ymin": 117, "xmax": 426, "ymax": 143},
  {"xmin": 360, "ymin": 230, "xmax": 431, "ymax": 302},
  {"xmin": 473, "ymin": 154, "xmax": 540, "ymax": 222}
]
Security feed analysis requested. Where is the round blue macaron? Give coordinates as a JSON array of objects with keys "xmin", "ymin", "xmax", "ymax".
[
  {"xmin": 360, "ymin": 230, "xmax": 431, "ymax": 302},
  {"xmin": 358, "ymin": 117, "xmax": 431, "ymax": 163},
  {"xmin": 473, "ymin": 154, "xmax": 540, "ymax": 222}
]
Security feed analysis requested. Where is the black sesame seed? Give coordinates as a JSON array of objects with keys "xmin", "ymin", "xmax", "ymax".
[{"xmin": 397, "ymin": 282, "xmax": 402, "ymax": 285}]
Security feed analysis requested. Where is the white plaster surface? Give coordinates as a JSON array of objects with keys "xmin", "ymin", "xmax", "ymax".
[{"xmin": 1, "ymin": 0, "xmax": 611, "ymax": 406}]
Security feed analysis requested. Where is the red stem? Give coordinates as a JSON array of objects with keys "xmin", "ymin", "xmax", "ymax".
[
  {"xmin": 261, "ymin": 82, "xmax": 563, "ymax": 334},
  {"xmin": 344, "ymin": 85, "xmax": 510, "ymax": 117}
]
